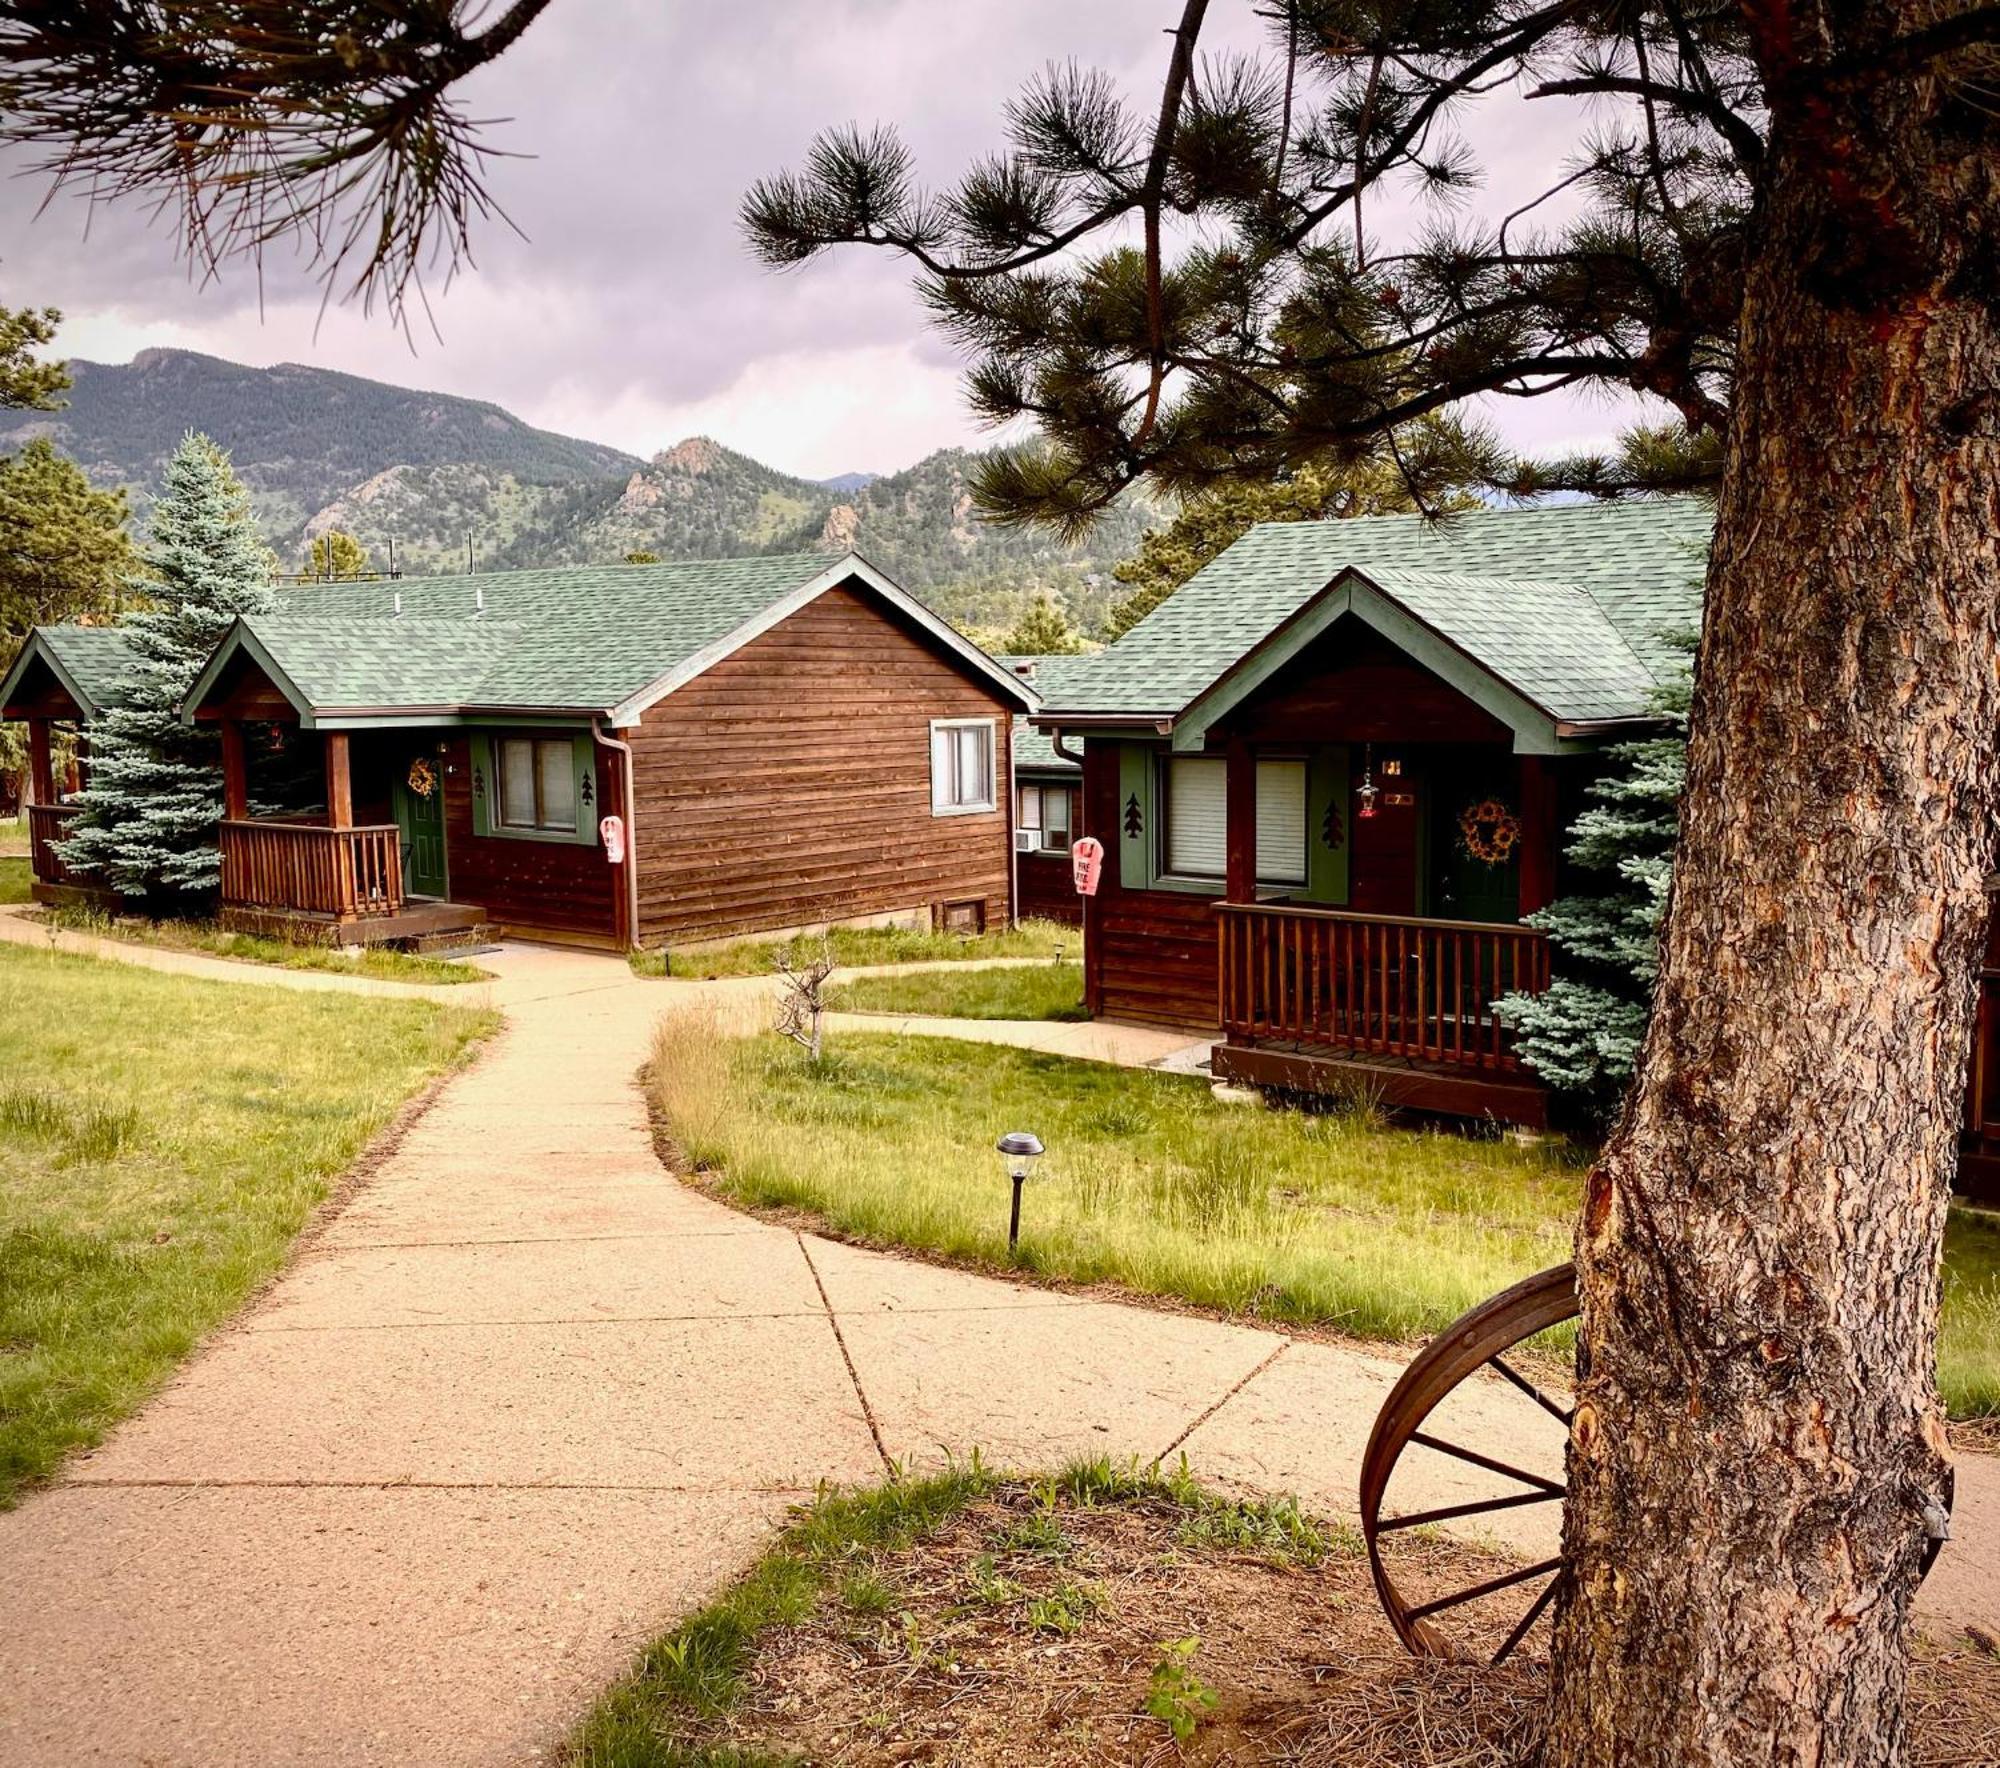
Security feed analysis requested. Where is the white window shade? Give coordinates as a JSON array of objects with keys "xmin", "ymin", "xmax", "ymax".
[
  {"xmin": 1165, "ymin": 757, "xmax": 1227, "ymax": 877},
  {"xmin": 1256, "ymin": 760, "xmax": 1308, "ymax": 885}
]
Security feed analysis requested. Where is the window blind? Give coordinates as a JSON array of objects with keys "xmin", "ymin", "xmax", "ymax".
[
  {"xmin": 1256, "ymin": 759, "xmax": 1308, "ymax": 884},
  {"xmin": 1165, "ymin": 757, "xmax": 1227, "ymax": 877}
]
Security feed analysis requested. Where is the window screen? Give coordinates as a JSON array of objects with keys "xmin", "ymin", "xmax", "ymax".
[{"xmin": 497, "ymin": 736, "xmax": 579, "ymax": 833}]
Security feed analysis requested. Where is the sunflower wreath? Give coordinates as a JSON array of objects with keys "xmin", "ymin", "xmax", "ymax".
[
  {"xmin": 405, "ymin": 757, "xmax": 439, "ymax": 800},
  {"xmin": 1458, "ymin": 797, "xmax": 1521, "ymax": 865}
]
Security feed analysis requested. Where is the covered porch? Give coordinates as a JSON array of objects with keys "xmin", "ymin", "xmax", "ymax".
[
  {"xmin": 1200, "ymin": 732, "xmax": 1561, "ymax": 1126},
  {"xmin": 0, "ymin": 627, "xmax": 124, "ymax": 907},
  {"xmin": 213, "ymin": 721, "xmax": 487, "ymax": 947}
]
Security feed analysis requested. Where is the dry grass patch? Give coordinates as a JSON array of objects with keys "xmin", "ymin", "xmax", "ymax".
[{"xmin": 569, "ymin": 1461, "xmax": 2000, "ymax": 1768}]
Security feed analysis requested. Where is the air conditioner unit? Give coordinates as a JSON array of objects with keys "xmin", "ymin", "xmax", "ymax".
[{"xmin": 1013, "ymin": 830, "xmax": 1038, "ymax": 852}]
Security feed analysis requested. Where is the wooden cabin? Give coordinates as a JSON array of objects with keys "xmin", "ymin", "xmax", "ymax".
[
  {"xmin": 4, "ymin": 553, "xmax": 1033, "ymax": 951},
  {"xmin": 1034, "ymin": 500, "xmax": 1710, "ymax": 1131},
  {"xmin": 0, "ymin": 625, "xmax": 132, "ymax": 905},
  {"xmin": 1001, "ymin": 655, "xmax": 1088, "ymax": 928}
]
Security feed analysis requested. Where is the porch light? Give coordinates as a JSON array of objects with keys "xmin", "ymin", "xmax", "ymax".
[{"xmin": 997, "ymin": 1130, "xmax": 1045, "ymax": 1255}]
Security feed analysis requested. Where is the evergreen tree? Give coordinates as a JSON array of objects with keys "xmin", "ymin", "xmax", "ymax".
[
  {"xmin": 0, "ymin": 305, "xmax": 69, "ymax": 412},
  {"xmin": 1497, "ymin": 636, "xmax": 1693, "ymax": 1113},
  {"xmin": 62, "ymin": 434, "xmax": 275, "ymax": 907},
  {"xmin": 1002, "ymin": 595, "xmax": 1086, "ymax": 655},
  {"xmin": 1107, "ymin": 455, "xmax": 1478, "ymax": 638},
  {"xmin": 0, "ymin": 439, "xmax": 135, "ymax": 640},
  {"xmin": 306, "ymin": 528, "xmax": 368, "ymax": 577}
]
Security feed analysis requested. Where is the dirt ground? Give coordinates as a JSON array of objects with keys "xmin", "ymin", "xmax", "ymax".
[{"xmin": 680, "ymin": 1486, "xmax": 2000, "ymax": 1767}]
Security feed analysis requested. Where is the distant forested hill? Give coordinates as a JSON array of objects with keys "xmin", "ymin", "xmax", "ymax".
[
  {"xmin": 4, "ymin": 349, "xmax": 1158, "ymax": 634},
  {"xmin": 0, "ymin": 348, "xmax": 641, "ymax": 536}
]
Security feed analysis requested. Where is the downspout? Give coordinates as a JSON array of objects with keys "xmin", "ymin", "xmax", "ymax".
[
  {"xmin": 1050, "ymin": 731, "xmax": 1085, "ymax": 768},
  {"xmin": 592, "ymin": 718, "xmax": 641, "ymax": 951}
]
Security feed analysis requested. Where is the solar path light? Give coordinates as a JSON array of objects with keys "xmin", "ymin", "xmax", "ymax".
[{"xmin": 996, "ymin": 1131, "xmax": 1044, "ymax": 1255}]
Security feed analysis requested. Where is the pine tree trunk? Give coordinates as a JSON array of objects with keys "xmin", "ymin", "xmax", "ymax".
[{"xmin": 1544, "ymin": 39, "xmax": 2000, "ymax": 1765}]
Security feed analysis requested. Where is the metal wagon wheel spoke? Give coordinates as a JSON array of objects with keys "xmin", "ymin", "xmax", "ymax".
[
  {"xmin": 1360, "ymin": 1261, "xmax": 1955, "ymax": 1666},
  {"xmin": 1359, "ymin": 1263, "xmax": 1579, "ymax": 1665}
]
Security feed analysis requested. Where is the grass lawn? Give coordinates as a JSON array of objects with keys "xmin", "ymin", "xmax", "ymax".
[
  {"xmin": 828, "ymin": 961, "xmax": 1087, "ymax": 1021},
  {"xmin": 636, "ymin": 917, "xmax": 1080, "ymax": 979},
  {"xmin": 44, "ymin": 907, "xmax": 491, "ymax": 986},
  {"xmin": 0, "ymin": 943, "xmax": 496, "ymax": 1504},
  {"xmin": 652, "ymin": 1020, "xmax": 2000, "ymax": 1420},
  {"xmin": 0, "ymin": 815, "xmax": 27, "ymax": 905}
]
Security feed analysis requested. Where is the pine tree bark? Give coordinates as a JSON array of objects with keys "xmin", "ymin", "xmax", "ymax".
[{"xmin": 1545, "ymin": 23, "xmax": 2000, "ymax": 1764}]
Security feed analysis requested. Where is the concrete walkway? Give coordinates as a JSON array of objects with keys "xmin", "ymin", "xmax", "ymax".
[{"xmin": 0, "ymin": 930, "xmax": 1992, "ymax": 1766}]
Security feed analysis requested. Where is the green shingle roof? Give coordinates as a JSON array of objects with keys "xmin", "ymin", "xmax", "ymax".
[
  {"xmin": 237, "ymin": 617, "xmax": 529, "ymax": 710},
  {"xmin": 178, "ymin": 551, "xmax": 1032, "ymax": 722},
  {"xmin": 272, "ymin": 553, "xmax": 849, "ymax": 712},
  {"xmin": 0, "ymin": 625, "xmax": 138, "ymax": 719},
  {"xmin": 1043, "ymin": 498, "xmax": 1712, "ymax": 724},
  {"xmin": 998, "ymin": 654, "xmax": 1096, "ymax": 773}
]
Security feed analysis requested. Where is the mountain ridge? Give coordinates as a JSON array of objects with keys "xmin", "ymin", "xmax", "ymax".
[{"xmin": 3, "ymin": 347, "xmax": 1156, "ymax": 634}]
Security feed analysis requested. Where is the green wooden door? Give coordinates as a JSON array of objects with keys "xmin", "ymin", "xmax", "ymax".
[
  {"xmin": 393, "ymin": 751, "xmax": 448, "ymax": 899},
  {"xmin": 1428, "ymin": 753, "xmax": 1521, "ymax": 924}
]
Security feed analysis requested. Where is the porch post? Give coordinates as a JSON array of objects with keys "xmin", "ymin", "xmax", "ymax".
[
  {"xmin": 324, "ymin": 732, "xmax": 354, "ymax": 829},
  {"xmin": 219, "ymin": 719, "xmax": 249, "ymax": 822},
  {"xmin": 1517, "ymin": 755, "xmax": 1559, "ymax": 916},
  {"xmin": 1225, "ymin": 739, "xmax": 1256, "ymax": 901},
  {"xmin": 25, "ymin": 717, "xmax": 55, "ymax": 806}
]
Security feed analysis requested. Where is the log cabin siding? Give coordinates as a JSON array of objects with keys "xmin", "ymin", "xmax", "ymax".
[
  {"xmin": 1081, "ymin": 740, "xmax": 1221, "ymax": 1030},
  {"xmin": 441, "ymin": 734, "xmax": 621, "ymax": 945},
  {"xmin": 628, "ymin": 583, "xmax": 1014, "ymax": 947}
]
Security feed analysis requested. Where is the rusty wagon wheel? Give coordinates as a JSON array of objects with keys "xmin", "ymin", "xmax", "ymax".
[{"xmin": 1360, "ymin": 1261, "xmax": 1955, "ymax": 1665}]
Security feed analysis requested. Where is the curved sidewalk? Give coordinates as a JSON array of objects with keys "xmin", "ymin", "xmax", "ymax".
[{"xmin": 0, "ymin": 935, "xmax": 1990, "ymax": 1767}]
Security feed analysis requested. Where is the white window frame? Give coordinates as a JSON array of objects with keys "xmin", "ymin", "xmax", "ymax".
[
  {"xmin": 1018, "ymin": 783, "xmax": 1044, "ymax": 833},
  {"xmin": 930, "ymin": 717, "xmax": 998, "ymax": 817}
]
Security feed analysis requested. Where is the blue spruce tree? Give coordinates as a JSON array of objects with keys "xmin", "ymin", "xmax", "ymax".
[
  {"xmin": 62, "ymin": 433, "xmax": 274, "ymax": 906},
  {"xmin": 1496, "ymin": 634, "xmax": 1693, "ymax": 1119}
]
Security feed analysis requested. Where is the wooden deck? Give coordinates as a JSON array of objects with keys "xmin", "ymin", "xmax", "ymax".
[
  {"xmin": 1214, "ymin": 901, "xmax": 1553, "ymax": 1125},
  {"xmin": 218, "ymin": 818, "xmax": 486, "ymax": 948}
]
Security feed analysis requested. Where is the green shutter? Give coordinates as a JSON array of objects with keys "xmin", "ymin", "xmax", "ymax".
[
  {"xmin": 1304, "ymin": 745, "xmax": 1350, "ymax": 905},
  {"xmin": 471, "ymin": 733, "xmax": 493, "ymax": 837},
  {"xmin": 1117, "ymin": 743, "xmax": 1154, "ymax": 890}
]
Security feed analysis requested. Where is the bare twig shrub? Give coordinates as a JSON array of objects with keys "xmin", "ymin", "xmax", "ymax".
[{"xmin": 773, "ymin": 939, "xmax": 837, "ymax": 1063}]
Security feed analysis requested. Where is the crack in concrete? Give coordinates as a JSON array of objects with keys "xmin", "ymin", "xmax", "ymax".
[
  {"xmin": 1153, "ymin": 1340, "xmax": 1294, "ymax": 1468},
  {"xmin": 796, "ymin": 1235, "xmax": 893, "ymax": 1473}
]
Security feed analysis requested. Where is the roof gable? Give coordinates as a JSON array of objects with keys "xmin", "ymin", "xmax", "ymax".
[{"xmin": 0, "ymin": 626, "xmax": 136, "ymax": 721}]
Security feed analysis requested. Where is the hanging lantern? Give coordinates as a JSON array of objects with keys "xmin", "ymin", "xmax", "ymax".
[{"xmin": 1358, "ymin": 743, "xmax": 1381, "ymax": 819}]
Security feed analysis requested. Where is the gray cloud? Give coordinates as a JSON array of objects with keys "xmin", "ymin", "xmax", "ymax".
[{"xmin": 0, "ymin": 1, "xmax": 1643, "ymax": 477}]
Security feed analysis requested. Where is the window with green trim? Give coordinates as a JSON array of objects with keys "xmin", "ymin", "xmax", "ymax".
[{"xmin": 496, "ymin": 735, "xmax": 579, "ymax": 834}]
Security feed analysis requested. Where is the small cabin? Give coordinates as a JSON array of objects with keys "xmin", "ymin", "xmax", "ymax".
[
  {"xmin": 1034, "ymin": 499, "xmax": 1710, "ymax": 1130},
  {"xmin": 0, "ymin": 625, "xmax": 133, "ymax": 904},
  {"xmin": 4, "ymin": 553, "xmax": 1034, "ymax": 952}
]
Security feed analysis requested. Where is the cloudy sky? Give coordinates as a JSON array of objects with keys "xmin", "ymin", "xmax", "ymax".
[{"xmin": 0, "ymin": 0, "xmax": 1630, "ymax": 480}]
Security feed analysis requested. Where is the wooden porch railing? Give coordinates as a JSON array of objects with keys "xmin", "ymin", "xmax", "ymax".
[
  {"xmin": 26, "ymin": 802, "xmax": 81, "ymax": 887},
  {"xmin": 1217, "ymin": 902, "xmax": 1552, "ymax": 1073},
  {"xmin": 219, "ymin": 820, "xmax": 404, "ymax": 921}
]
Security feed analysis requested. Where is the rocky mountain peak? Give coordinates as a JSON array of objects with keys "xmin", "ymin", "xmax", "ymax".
[{"xmin": 651, "ymin": 436, "xmax": 726, "ymax": 476}]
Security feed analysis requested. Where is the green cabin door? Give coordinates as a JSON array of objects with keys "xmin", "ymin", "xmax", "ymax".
[
  {"xmin": 393, "ymin": 749, "xmax": 448, "ymax": 899},
  {"xmin": 1427, "ymin": 751, "xmax": 1521, "ymax": 924}
]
